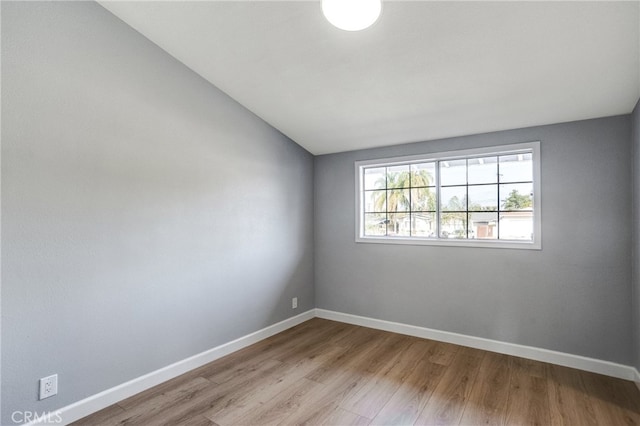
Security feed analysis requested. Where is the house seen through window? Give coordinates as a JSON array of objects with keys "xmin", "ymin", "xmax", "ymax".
[{"xmin": 356, "ymin": 142, "xmax": 540, "ymax": 249}]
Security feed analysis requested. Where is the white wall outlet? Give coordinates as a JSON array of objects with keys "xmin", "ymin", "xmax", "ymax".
[
  {"xmin": 292, "ymin": 297, "xmax": 298, "ymax": 309},
  {"xmin": 39, "ymin": 374, "xmax": 58, "ymax": 400}
]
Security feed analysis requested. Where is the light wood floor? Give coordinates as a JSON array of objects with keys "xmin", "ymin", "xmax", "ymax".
[{"xmin": 74, "ymin": 318, "xmax": 640, "ymax": 426}]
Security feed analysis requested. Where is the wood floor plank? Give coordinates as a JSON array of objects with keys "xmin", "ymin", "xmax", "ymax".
[
  {"xmin": 340, "ymin": 338, "xmax": 432, "ymax": 419},
  {"xmin": 273, "ymin": 349, "xmax": 389, "ymax": 425},
  {"xmin": 370, "ymin": 359, "xmax": 446, "ymax": 425},
  {"xmin": 304, "ymin": 319, "xmax": 354, "ymax": 347},
  {"xmin": 330, "ymin": 325, "xmax": 386, "ymax": 349},
  {"xmin": 350, "ymin": 332, "xmax": 415, "ymax": 377},
  {"xmin": 273, "ymin": 321, "xmax": 354, "ymax": 365},
  {"xmin": 321, "ymin": 407, "xmax": 371, "ymax": 426},
  {"xmin": 173, "ymin": 415, "xmax": 218, "ymax": 426},
  {"xmin": 505, "ymin": 357, "xmax": 550, "ymax": 426},
  {"xmin": 273, "ymin": 372, "xmax": 365, "ymax": 425},
  {"xmin": 204, "ymin": 345, "xmax": 348, "ymax": 425},
  {"xmin": 305, "ymin": 330, "xmax": 400, "ymax": 385},
  {"xmin": 202, "ymin": 323, "xmax": 344, "ymax": 385},
  {"xmin": 274, "ymin": 394, "xmax": 343, "ymax": 425},
  {"xmin": 274, "ymin": 332, "xmax": 413, "ymax": 425},
  {"xmin": 424, "ymin": 341, "xmax": 460, "ymax": 366},
  {"xmin": 115, "ymin": 377, "xmax": 214, "ymax": 426},
  {"xmin": 73, "ymin": 318, "xmax": 640, "ymax": 426},
  {"xmin": 509, "ymin": 355, "xmax": 546, "ymax": 379},
  {"xmin": 125, "ymin": 359, "xmax": 285, "ymax": 425},
  {"xmin": 199, "ymin": 320, "xmax": 343, "ymax": 384},
  {"xmin": 414, "ymin": 346, "xmax": 485, "ymax": 425},
  {"xmin": 225, "ymin": 377, "xmax": 323, "ymax": 426},
  {"xmin": 116, "ymin": 370, "xmax": 211, "ymax": 411},
  {"xmin": 580, "ymin": 370, "xmax": 640, "ymax": 425},
  {"xmin": 459, "ymin": 352, "xmax": 511, "ymax": 426},
  {"xmin": 73, "ymin": 376, "xmax": 214, "ymax": 426},
  {"xmin": 547, "ymin": 364, "xmax": 598, "ymax": 426}
]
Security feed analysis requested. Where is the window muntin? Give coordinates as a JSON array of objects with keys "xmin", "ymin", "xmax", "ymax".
[{"xmin": 355, "ymin": 142, "xmax": 540, "ymax": 249}]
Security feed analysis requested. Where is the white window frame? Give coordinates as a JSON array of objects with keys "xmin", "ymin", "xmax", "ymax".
[{"xmin": 355, "ymin": 141, "xmax": 541, "ymax": 250}]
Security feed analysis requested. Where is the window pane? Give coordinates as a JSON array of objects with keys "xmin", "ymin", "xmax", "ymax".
[
  {"xmin": 499, "ymin": 153, "xmax": 532, "ymax": 183},
  {"xmin": 440, "ymin": 159, "xmax": 467, "ymax": 186},
  {"xmin": 468, "ymin": 156, "xmax": 497, "ymax": 184},
  {"xmin": 411, "ymin": 187, "xmax": 436, "ymax": 212},
  {"xmin": 387, "ymin": 165, "xmax": 411, "ymax": 189},
  {"xmin": 499, "ymin": 212, "xmax": 533, "ymax": 240},
  {"xmin": 500, "ymin": 183, "xmax": 533, "ymax": 211},
  {"xmin": 388, "ymin": 213, "xmax": 410, "ymax": 236},
  {"xmin": 411, "ymin": 163, "xmax": 435, "ymax": 187},
  {"xmin": 387, "ymin": 189, "xmax": 410, "ymax": 212},
  {"xmin": 364, "ymin": 167, "xmax": 386, "ymax": 190},
  {"xmin": 440, "ymin": 212, "xmax": 467, "ymax": 239},
  {"xmin": 410, "ymin": 212, "xmax": 437, "ymax": 237},
  {"xmin": 440, "ymin": 186, "xmax": 467, "ymax": 211},
  {"xmin": 364, "ymin": 214, "xmax": 387, "ymax": 236},
  {"xmin": 357, "ymin": 142, "xmax": 538, "ymax": 248},
  {"xmin": 468, "ymin": 184, "xmax": 498, "ymax": 211},
  {"xmin": 364, "ymin": 190, "xmax": 386, "ymax": 212},
  {"xmin": 469, "ymin": 212, "xmax": 498, "ymax": 240}
]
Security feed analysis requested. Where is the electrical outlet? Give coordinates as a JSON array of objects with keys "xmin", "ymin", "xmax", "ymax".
[
  {"xmin": 39, "ymin": 374, "xmax": 58, "ymax": 400},
  {"xmin": 292, "ymin": 297, "xmax": 298, "ymax": 309}
]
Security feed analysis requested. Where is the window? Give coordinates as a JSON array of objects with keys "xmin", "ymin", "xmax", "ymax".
[{"xmin": 355, "ymin": 142, "xmax": 541, "ymax": 249}]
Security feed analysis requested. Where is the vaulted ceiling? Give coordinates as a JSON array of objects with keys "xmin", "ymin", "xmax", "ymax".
[{"xmin": 100, "ymin": 1, "xmax": 639, "ymax": 155}]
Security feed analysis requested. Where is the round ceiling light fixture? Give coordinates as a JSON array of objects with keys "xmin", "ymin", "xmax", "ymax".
[{"xmin": 321, "ymin": 0, "xmax": 382, "ymax": 31}]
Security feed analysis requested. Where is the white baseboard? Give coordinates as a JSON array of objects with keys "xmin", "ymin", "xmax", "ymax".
[
  {"xmin": 316, "ymin": 309, "xmax": 639, "ymax": 382},
  {"xmin": 30, "ymin": 309, "xmax": 315, "ymax": 426}
]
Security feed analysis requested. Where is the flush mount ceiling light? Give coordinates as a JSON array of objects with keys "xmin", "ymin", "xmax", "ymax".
[{"xmin": 322, "ymin": 0, "xmax": 382, "ymax": 31}]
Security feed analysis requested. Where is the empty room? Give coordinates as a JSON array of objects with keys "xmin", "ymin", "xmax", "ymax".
[{"xmin": 2, "ymin": 0, "xmax": 640, "ymax": 425}]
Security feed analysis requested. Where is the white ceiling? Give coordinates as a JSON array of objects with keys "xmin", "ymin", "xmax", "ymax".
[{"xmin": 100, "ymin": 1, "xmax": 640, "ymax": 155}]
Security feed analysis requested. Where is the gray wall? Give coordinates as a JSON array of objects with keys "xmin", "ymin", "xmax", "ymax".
[
  {"xmin": 632, "ymin": 99, "xmax": 640, "ymax": 371},
  {"xmin": 1, "ymin": 2, "xmax": 314, "ymax": 424},
  {"xmin": 315, "ymin": 116, "xmax": 633, "ymax": 365}
]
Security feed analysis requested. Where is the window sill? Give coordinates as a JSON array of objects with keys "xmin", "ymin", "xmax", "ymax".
[{"xmin": 356, "ymin": 235, "xmax": 541, "ymax": 250}]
